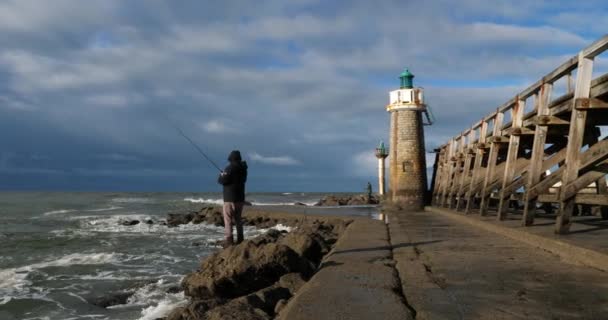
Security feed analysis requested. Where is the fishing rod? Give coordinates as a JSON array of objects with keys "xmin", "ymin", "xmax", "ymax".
[{"xmin": 172, "ymin": 125, "xmax": 223, "ymax": 172}]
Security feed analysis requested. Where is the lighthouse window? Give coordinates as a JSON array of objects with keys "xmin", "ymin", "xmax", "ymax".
[{"xmin": 402, "ymin": 160, "xmax": 411, "ymax": 172}]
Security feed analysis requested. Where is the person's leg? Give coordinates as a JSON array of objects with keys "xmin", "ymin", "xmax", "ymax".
[
  {"xmin": 222, "ymin": 202, "xmax": 235, "ymax": 246},
  {"xmin": 235, "ymin": 202, "xmax": 244, "ymax": 243}
]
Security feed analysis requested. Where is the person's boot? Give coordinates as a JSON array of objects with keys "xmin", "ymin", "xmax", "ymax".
[{"xmin": 222, "ymin": 237, "xmax": 234, "ymax": 248}]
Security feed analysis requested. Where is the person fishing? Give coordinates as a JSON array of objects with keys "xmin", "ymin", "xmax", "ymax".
[{"xmin": 218, "ymin": 150, "xmax": 248, "ymax": 247}]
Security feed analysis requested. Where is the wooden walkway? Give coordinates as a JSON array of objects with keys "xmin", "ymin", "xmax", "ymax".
[{"xmin": 431, "ymin": 35, "xmax": 608, "ymax": 234}]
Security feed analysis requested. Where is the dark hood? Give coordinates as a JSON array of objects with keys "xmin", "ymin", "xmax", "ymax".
[{"xmin": 228, "ymin": 150, "xmax": 242, "ymax": 163}]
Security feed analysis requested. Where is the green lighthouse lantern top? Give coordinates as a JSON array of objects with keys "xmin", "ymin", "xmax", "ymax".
[{"xmin": 399, "ymin": 68, "xmax": 414, "ymax": 89}]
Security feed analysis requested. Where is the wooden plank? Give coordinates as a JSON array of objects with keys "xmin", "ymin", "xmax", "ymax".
[
  {"xmin": 504, "ymin": 127, "xmax": 535, "ymax": 136},
  {"xmin": 575, "ymin": 193, "xmax": 608, "ymax": 206},
  {"xmin": 498, "ymin": 99, "xmax": 526, "ymax": 220},
  {"xmin": 480, "ymin": 111, "xmax": 504, "ymax": 215},
  {"xmin": 538, "ymin": 194, "xmax": 559, "ymax": 203},
  {"xmin": 522, "ymin": 83, "xmax": 553, "ymax": 225},
  {"xmin": 574, "ymin": 97, "xmax": 608, "ymax": 110},
  {"xmin": 556, "ymin": 52, "xmax": 594, "ymax": 234},
  {"xmin": 487, "ymin": 136, "xmax": 510, "ymax": 144},
  {"xmin": 528, "ymin": 115, "xmax": 569, "ymax": 126}
]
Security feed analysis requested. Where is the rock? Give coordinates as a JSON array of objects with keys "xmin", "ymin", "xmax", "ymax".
[
  {"xmin": 278, "ymin": 273, "xmax": 306, "ymax": 295},
  {"xmin": 145, "ymin": 219, "xmax": 154, "ymax": 225},
  {"xmin": 165, "ymin": 298, "xmax": 226, "ymax": 320},
  {"xmin": 314, "ymin": 194, "xmax": 380, "ymax": 206},
  {"xmin": 274, "ymin": 299, "xmax": 288, "ymax": 314},
  {"xmin": 278, "ymin": 225, "xmax": 330, "ymax": 265},
  {"xmin": 120, "ymin": 220, "xmax": 140, "ymax": 226},
  {"xmin": 204, "ymin": 297, "xmax": 270, "ymax": 320},
  {"xmin": 181, "ymin": 232, "xmax": 314, "ymax": 300},
  {"xmin": 167, "ymin": 212, "xmax": 195, "ymax": 227},
  {"xmin": 293, "ymin": 202, "xmax": 307, "ymax": 206},
  {"xmin": 91, "ymin": 291, "xmax": 133, "ymax": 308}
]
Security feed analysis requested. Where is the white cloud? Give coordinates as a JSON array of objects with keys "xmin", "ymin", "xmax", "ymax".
[
  {"xmin": 201, "ymin": 120, "xmax": 228, "ymax": 133},
  {"xmin": 249, "ymin": 152, "xmax": 300, "ymax": 166},
  {"xmin": 352, "ymin": 150, "xmax": 378, "ymax": 177}
]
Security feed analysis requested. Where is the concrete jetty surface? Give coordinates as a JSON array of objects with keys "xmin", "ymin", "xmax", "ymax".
[{"xmin": 280, "ymin": 209, "xmax": 608, "ymax": 319}]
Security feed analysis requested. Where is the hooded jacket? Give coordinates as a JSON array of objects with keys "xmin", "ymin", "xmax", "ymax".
[{"xmin": 218, "ymin": 150, "xmax": 248, "ymax": 202}]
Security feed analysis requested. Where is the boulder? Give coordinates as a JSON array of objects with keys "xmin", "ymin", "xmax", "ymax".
[
  {"xmin": 120, "ymin": 220, "xmax": 140, "ymax": 226},
  {"xmin": 167, "ymin": 212, "xmax": 195, "ymax": 227},
  {"xmin": 91, "ymin": 291, "xmax": 133, "ymax": 308},
  {"xmin": 181, "ymin": 231, "xmax": 313, "ymax": 300}
]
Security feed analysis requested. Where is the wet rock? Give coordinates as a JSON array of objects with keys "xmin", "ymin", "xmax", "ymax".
[
  {"xmin": 91, "ymin": 291, "xmax": 133, "ymax": 308},
  {"xmin": 293, "ymin": 202, "xmax": 307, "ymax": 206},
  {"xmin": 167, "ymin": 212, "xmax": 195, "ymax": 227},
  {"xmin": 120, "ymin": 220, "xmax": 140, "ymax": 226},
  {"xmin": 145, "ymin": 219, "xmax": 155, "ymax": 225},
  {"xmin": 181, "ymin": 231, "xmax": 314, "ymax": 300},
  {"xmin": 314, "ymin": 194, "xmax": 379, "ymax": 206}
]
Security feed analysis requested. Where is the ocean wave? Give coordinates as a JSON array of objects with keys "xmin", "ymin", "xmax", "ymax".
[
  {"xmin": 184, "ymin": 197, "xmax": 317, "ymax": 206},
  {"xmin": 43, "ymin": 209, "xmax": 77, "ymax": 216},
  {"xmin": 85, "ymin": 206, "xmax": 123, "ymax": 212},
  {"xmin": 111, "ymin": 197, "xmax": 155, "ymax": 204},
  {"xmin": 103, "ymin": 278, "xmax": 188, "ymax": 320},
  {"xmin": 0, "ymin": 253, "xmax": 123, "ymax": 303}
]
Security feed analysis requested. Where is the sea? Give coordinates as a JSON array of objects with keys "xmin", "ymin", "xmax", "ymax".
[{"xmin": 0, "ymin": 192, "xmax": 379, "ymax": 320}]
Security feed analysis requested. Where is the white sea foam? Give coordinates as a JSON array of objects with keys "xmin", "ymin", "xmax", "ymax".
[
  {"xmin": 183, "ymin": 197, "xmax": 223, "ymax": 205},
  {"xmin": 85, "ymin": 206, "xmax": 122, "ymax": 212},
  {"xmin": 103, "ymin": 278, "xmax": 188, "ymax": 320},
  {"xmin": 43, "ymin": 209, "xmax": 77, "ymax": 216},
  {"xmin": 0, "ymin": 252, "xmax": 128, "ymax": 303}
]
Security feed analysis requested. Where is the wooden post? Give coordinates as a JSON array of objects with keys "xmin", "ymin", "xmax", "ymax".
[
  {"xmin": 556, "ymin": 52, "xmax": 594, "ymax": 234},
  {"xmin": 456, "ymin": 128, "xmax": 476, "ymax": 211},
  {"xmin": 440, "ymin": 139, "xmax": 456, "ymax": 207},
  {"xmin": 480, "ymin": 111, "xmax": 504, "ymax": 216},
  {"xmin": 448, "ymin": 135, "xmax": 466, "ymax": 209},
  {"xmin": 497, "ymin": 99, "xmax": 525, "ymax": 220},
  {"xmin": 465, "ymin": 121, "xmax": 488, "ymax": 213},
  {"xmin": 596, "ymin": 177, "xmax": 608, "ymax": 219},
  {"xmin": 431, "ymin": 149, "xmax": 445, "ymax": 206},
  {"xmin": 522, "ymin": 83, "xmax": 553, "ymax": 225}
]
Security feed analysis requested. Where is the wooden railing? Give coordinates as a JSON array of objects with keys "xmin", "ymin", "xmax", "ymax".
[{"xmin": 431, "ymin": 35, "xmax": 608, "ymax": 234}]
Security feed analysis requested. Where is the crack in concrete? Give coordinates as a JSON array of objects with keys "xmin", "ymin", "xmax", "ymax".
[{"xmin": 385, "ymin": 222, "xmax": 418, "ymax": 319}]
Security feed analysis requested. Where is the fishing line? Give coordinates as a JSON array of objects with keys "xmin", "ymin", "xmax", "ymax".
[{"xmin": 170, "ymin": 122, "xmax": 223, "ymax": 172}]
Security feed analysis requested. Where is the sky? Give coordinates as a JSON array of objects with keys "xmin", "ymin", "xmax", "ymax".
[{"xmin": 1, "ymin": 0, "xmax": 607, "ymax": 192}]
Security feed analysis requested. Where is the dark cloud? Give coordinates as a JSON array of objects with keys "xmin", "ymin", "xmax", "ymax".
[{"xmin": 0, "ymin": 0, "xmax": 605, "ymax": 191}]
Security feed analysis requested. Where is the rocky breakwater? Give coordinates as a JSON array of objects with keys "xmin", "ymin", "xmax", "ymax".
[
  {"xmin": 163, "ymin": 208, "xmax": 350, "ymax": 320},
  {"xmin": 314, "ymin": 194, "xmax": 380, "ymax": 206}
]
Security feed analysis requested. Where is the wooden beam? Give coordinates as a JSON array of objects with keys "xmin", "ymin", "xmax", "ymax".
[
  {"xmin": 529, "ymin": 115, "xmax": 569, "ymax": 126},
  {"xmin": 465, "ymin": 120, "xmax": 489, "ymax": 213},
  {"xmin": 575, "ymin": 193, "xmax": 608, "ymax": 206},
  {"xmin": 498, "ymin": 99, "xmax": 526, "ymax": 220},
  {"xmin": 561, "ymin": 160, "xmax": 608, "ymax": 200},
  {"xmin": 556, "ymin": 52, "xmax": 594, "ymax": 234},
  {"xmin": 523, "ymin": 83, "xmax": 553, "ymax": 226},
  {"xmin": 456, "ymin": 129, "xmax": 477, "ymax": 210},
  {"xmin": 574, "ymin": 97, "xmax": 608, "ymax": 110},
  {"xmin": 480, "ymin": 111, "xmax": 504, "ymax": 215},
  {"xmin": 582, "ymin": 34, "xmax": 608, "ymax": 58}
]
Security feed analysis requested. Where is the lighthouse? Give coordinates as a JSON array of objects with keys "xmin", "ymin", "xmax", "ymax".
[
  {"xmin": 375, "ymin": 141, "xmax": 389, "ymax": 196},
  {"xmin": 386, "ymin": 68, "xmax": 430, "ymax": 210}
]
